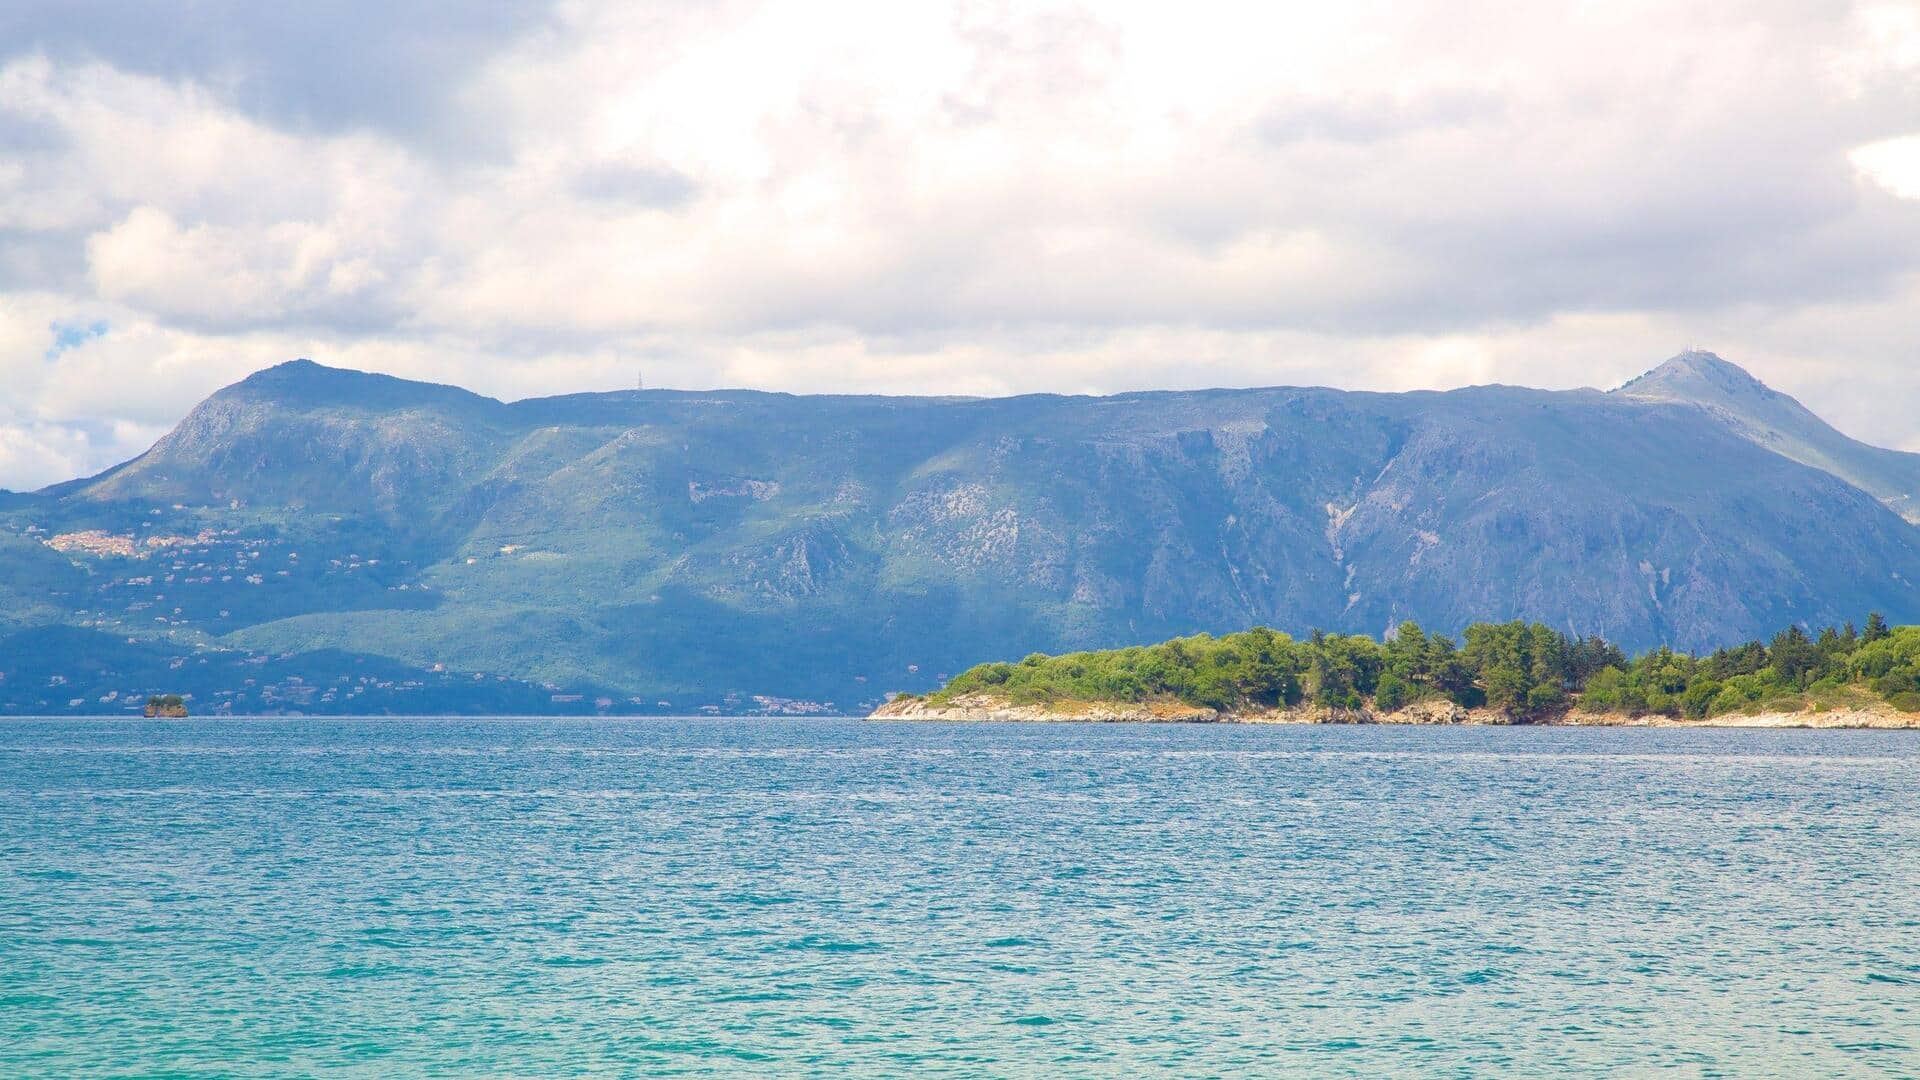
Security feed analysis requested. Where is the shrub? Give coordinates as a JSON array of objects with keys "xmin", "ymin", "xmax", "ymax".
[{"xmin": 1374, "ymin": 673, "xmax": 1413, "ymax": 712}]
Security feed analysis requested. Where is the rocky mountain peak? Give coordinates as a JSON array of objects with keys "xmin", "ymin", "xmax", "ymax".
[{"xmin": 1612, "ymin": 349, "xmax": 1774, "ymax": 402}]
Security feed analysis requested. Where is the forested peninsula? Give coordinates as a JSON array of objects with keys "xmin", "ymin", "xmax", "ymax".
[{"xmin": 872, "ymin": 617, "xmax": 1920, "ymax": 728}]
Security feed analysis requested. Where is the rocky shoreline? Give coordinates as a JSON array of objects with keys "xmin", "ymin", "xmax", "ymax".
[{"xmin": 870, "ymin": 694, "xmax": 1920, "ymax": 729}]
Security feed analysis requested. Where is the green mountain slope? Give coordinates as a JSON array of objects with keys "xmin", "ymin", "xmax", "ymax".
[{"xmin": 4, "ymin": 353, "xmax": 1919, "ymax": 714}]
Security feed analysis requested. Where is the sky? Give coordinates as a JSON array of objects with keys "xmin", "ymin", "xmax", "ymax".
[{"xmin": 2, "ymin": 1, "xmax": 1919, "ymax": 490}]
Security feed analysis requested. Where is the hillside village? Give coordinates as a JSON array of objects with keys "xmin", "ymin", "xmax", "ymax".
[{"xmin": 2, "ymin": 513, "xmax": 858, "ymax": 715}]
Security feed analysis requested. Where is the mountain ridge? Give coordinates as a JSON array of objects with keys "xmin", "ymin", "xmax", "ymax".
[{"xmin": 4, "ymin": 351, "xmax": 1918, "ymax": 714}]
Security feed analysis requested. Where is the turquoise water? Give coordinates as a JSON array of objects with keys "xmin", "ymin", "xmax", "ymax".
[{"xmin": 2, "ymin": 720, "xmax": 1917, "ymax": 1076}]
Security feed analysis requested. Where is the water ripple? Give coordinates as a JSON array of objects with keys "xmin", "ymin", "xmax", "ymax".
[{"xmin": 0, "ymin": 718, "xmax": 1916, "ymax": 1076}]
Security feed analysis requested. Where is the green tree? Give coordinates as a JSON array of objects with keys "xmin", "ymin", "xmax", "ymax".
[
  {"xmin": 1769, "ymin": 626, "xmax": 1822, "ymax": 689},
  {"xmin": 928, "ymin": 617, "xmax": 1920, "ymax": 721},
  {"xmin": 1484, "ymin": 664, "xmax": 1530, "ymax": 717},
  {"xmin": 1426, "ymin": 635, "xmax": 1479, "ymax": 706},
  {"xmin": 1384, "ymin": 622, "xmax": 1431, "ymax": 685},
  {"xmin": 1374, "ymin": 672, "xmax": 1414, "ymax": 712}
]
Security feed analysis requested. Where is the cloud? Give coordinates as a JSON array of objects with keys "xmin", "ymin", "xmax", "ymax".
[
  {"xmin": 571, "ymin": 162, "xmax": 700, "ymax": 209},
  {"xmin": 0, "ymin": 0, "xmax": 557, "ymax": 149},
  {"xmin": 0, "ymin": 1, "xmax": 1919, "ymax": 489},
  {"xmin": 1853, "ymin": 134, "xmax": 1920, "ymax": 199},
  {"xmin": 87, "ymin": 206, "xmax": 389, "ymax": 326},
  {"xmin": 0, "ymin": 421, "xmax": 97, "ymax": 492}
]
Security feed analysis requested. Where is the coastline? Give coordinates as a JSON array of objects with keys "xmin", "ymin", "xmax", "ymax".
[{"xmin": 870, "ymin": 694, "xmax": 1920, "ymax": 729}]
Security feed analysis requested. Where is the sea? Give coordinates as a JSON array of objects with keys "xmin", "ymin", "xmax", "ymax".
[{"xmin": 1, "ymin": 718, "xmax": 1916, "ymax": 1077}]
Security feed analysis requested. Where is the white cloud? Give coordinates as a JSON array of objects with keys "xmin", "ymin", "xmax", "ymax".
[
  {"xmin": 1852, "ymin": 134, "xmax": 1920, "ymax": 199},
  {"xmin": 1, "ymin": 1, "xmax": 1919, "ymax": 489},
  {"xmin": 0, "ymin": 422, "xmax": 95, "ymax": 491},
  {"xmin": 87, "ymin": 206, "xmax": 388, "ymax": 323}
]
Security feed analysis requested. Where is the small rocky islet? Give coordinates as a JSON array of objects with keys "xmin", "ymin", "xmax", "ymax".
[{"xmin": 142, "ymin": 695, "xmax": 189, "ymax": 718}]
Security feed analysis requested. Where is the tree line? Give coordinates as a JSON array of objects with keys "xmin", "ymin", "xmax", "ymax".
[{"xmin": 929, "ymin": 615, "xmax": 1920, "ymax": 720}]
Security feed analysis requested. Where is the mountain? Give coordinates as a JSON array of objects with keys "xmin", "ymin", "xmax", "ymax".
[
  {"xmin": 4, "ymin": 352, "xmax": 1918, "ymax": 715},
  {"xmin": 1614, "ymin": 349, "xmax": 1920, "ymax": 522}
]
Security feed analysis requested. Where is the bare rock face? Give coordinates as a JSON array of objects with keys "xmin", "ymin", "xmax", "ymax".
[
  {"xmin": 872, "ymin": 694, "xmax": 1222, "ymax": 723},
  {"xmin": 866, "ymin": 696, "xmax": 1492, "ymax": 725},
  {"xmin": 871, "ymin": 695, "xmax": 1920, "ymax": 729},
  {"xmin": 1373, "ymin": 700, "xmax": 1476, "ymax": 725}
]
